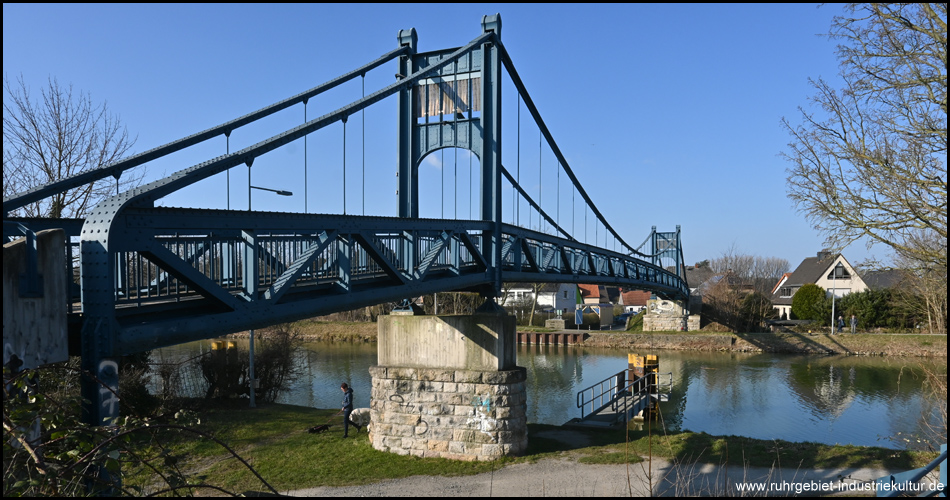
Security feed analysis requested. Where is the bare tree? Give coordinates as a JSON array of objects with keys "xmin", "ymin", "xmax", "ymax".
[
  {"xmin": 708, "ymin": 246, "xmax": 789, "ymax": 295},
  {"xmin": 781, "ymin": 4, "xmax": 947, "ymax": 272},
  {"xmin": 893, "ymin": 232, "xmax": 947, "ymax": 334},
  {"xmin": 3, "ymin": 74, "xmax": 141, "ymax": 218}
]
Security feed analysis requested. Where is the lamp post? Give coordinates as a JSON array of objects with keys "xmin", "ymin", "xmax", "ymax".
[
  {"xmin": 247, "ymin": 178, "xmax": 292, "ymax": 408},
  {"xmin": 830, "ymin": 262, "xmax": 842, "ymax": 335}
]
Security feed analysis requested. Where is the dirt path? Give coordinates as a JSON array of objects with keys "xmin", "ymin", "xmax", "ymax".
[{"xmin": 283, "ymin": 453, "xmax": 923, "ymax": 497}]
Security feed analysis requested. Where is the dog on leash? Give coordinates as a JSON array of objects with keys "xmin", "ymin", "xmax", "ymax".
[{"xmin": 307, "ymin": 424, "xmax": 330, "ymax": 434}]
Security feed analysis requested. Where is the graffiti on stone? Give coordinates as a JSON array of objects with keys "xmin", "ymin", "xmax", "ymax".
[
  {"xmin": 466, "ymin": 394, "xmax": 497, "ymax": 442},
  {"xmin": 389, "ymin": 388, "xmax": 428, "ymax": 435}
]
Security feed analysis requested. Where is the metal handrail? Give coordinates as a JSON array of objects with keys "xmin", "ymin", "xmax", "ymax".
[
  {"xmin": 876, "ymin": 444, "xmax": 947, "ymax": 497},
  {"xmin": 611, "ymin": 372, "xmax": 673, "ymax": 412},
  {"xmin": 576, "ymin": 370, "xmax": 625, "ymax": 419}
]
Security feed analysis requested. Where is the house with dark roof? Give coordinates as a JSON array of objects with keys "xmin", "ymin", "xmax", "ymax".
[
  {"xmin": 771, "ymin": 251, "xmax": 868, "ymax": 320},
  {"xmin": 862, "ymin": 269, "xmax": 905, "ymax": 291}
]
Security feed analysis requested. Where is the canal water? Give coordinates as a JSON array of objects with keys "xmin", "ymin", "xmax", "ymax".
[{"xmin": 153, "ymin": 341, "xmax": 945, "ymax": 450}]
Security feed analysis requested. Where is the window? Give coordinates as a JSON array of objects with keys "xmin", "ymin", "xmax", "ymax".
[
  {"xmin": 827, "ymin": 263, "xmax": 850, "ymax": 280},
  {"xmin": 780, "ymin": 287, "xmax": 792, "ymax": 298}
]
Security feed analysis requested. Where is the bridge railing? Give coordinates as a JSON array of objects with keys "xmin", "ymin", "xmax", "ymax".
[
  {"xmin": 577, "ymin": 370, "xmax": 674, "ymax": 421},
  {"xmin": 576, "ymin": 370, "xmax": 627, "ymax": 419}
]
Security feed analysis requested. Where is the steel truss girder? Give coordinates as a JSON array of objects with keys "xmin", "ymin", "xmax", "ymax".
[{"xmin": 92, "ymin": 208, "xmax": 686, "ymax": 357}]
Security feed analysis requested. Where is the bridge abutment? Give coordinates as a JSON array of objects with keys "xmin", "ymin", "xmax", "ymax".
[
  {"xmin": 643, "ymin": 298, "xmax": 701, "ymax": 331},
  {"xmin": 370, "ymin": 313, "xmax": 527, "ymax": 460}
]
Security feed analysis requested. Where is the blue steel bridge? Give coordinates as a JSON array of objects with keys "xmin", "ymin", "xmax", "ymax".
[{"xmin": 3, "ymin": 14, "xmax": 688, "ymax": 425}]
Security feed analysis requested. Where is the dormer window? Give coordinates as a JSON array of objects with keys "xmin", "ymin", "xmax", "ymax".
[
  {"xmin": 827, "ymin": 262, "xmax": 850, "ymax": 280},
  {"xmin": 780, "ymin": 287, "xmax": 793, "ymax": 298}
]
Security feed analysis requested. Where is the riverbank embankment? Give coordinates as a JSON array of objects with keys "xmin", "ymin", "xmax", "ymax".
[{"xmin": 245, "ymin": 319, "xmax": 947, "ymax": 357}]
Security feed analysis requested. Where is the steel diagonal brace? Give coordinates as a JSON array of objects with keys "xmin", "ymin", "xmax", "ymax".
[
  {"xmin": 263, "ymin": 231, "xmax": 337, "ymax": 302},
  {"xmin": 458, "ymin": 232, "xmax": 489, "ymax": 271},
  {"xmin": 520, "ymin": 239, "xmax": 541, "ymax": 273},
  {"xmin": 559, "ymin": 247, "xmax": 573, "ymax": 274},
  {"xmin": 586, "ymin": 251, "xmax": 597, "ymax": 276},
  {"xmin": 501, "ymin": 236, "xmax": 515, "ymax": 263},
  {"xmin": 150, "ymin": 241, "xmax": 207, "ymax": 291},
  {"xmin": 414, "ymin": 231, "xmax": 451, "ymax": 281},
  {"xmin": 540, "ymin": 244, "xmax": 557, "ymax": 270},
  {"xmin": 138, "ymin": 240, "xmax": 245, "ymax": 311},
  {"xmin": 353, "ymin": 232, "xmax": 408, "ymax": 285}
]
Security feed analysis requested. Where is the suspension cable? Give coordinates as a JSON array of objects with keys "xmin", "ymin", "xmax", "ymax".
[
  {"xmin": 469, "ymin": 151, "xmax": 473, "ymax": 219},
  {"xmin": 303, "ymin": 100, "xmax": 308, "ymax": 213},
  {"xmin": 439, "ymin": 148, "xmax": 445, "ymax": 219},
  {"xmin": 538, "ymin": 129, "xmax": 542, "ymax": 233},
  {"xmin": 226, "ymin": 133, "xmax": 230, "ymax": 210},
  {"xmin": 362, "ymin": 74, "xmax": 365, "ymax": 215},
  {"xmin": 454, "ymin": 147, "xmax": 458, "ymax": 219},
  {"xmin": 342, "ymin": 115, "xmax": 347, "ymax": 215}
]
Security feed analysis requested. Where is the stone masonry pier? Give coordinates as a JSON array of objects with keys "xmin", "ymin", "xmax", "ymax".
[{"xmin": 370, "ymin": 314, "xmax": 527, "ymax": 460}]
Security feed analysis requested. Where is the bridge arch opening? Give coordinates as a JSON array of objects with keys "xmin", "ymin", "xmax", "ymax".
[{"xmin": 417, "ymin": 147, "xmax": 481, "ymax": 221}]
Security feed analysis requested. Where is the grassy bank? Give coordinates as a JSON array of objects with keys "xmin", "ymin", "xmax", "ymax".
[
  {"xmin": 124, "ymin": 401, "xmax": 938, "ymax": 495},
  {"xmin": 250, "ymin": 319, "xmax": 947, "ymax": 358},
  {"xmin": 586, "ymin": 331, "xmax": 947, "ymax": 357}
]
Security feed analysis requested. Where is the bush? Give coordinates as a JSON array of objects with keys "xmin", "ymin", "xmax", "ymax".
[
  {"xmin": 569, "ymin": 312, "xmax": 601, "ymax": 330},
  {"xmin": 792, "ymin": 283, "xmax": 826, "ymax": 321},
  {"xmin": 197, "ymin": 325, "xmax": 301, "ymax": 404}
]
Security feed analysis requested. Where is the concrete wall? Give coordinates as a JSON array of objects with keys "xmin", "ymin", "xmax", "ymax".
[
  {"xmin": 377, "ymin": 314, "xmax": 516, "ymax": 371},
  {"xmin": 3, "ymin": 229, "xmax": 68, "ymax": 370}
]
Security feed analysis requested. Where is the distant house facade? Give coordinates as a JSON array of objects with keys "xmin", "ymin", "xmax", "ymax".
[
  {"xmin": 771, "ymin": 251, "xmax": 869, "ymax": 320},
  {"xmin": 619, "ymin": 288, "xmax": 651, "ymax": 313},
  {"xmin": 577, "ymin": 284, "xmax": 606, "ymax": 305},
  {"xmin": 501, "ymin": 283, "xmax": 577, "ymax": 312}
]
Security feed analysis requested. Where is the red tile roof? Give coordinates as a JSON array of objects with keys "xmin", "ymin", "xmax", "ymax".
[
  {"xmin": 578, "ymin": 284, "xmax": 599, "ymax": 298},
  {"xmin": 621, "ymin": 289, "xmax": 651, "ymax": 306}
]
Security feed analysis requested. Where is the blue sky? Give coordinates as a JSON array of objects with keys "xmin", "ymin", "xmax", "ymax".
[{"xmin": 3, "ymin": 3, "xmax": 890, "ymax": 270}]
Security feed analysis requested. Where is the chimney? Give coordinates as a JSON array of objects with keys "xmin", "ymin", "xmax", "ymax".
[{"xmin": 817, "ymin": 250, "xmax": 831, "ymax": 260}]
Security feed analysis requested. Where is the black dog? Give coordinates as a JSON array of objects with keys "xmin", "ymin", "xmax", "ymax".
[{"xmin": 308, "ymin": 424, "xmax": 330, "ymax": 434}]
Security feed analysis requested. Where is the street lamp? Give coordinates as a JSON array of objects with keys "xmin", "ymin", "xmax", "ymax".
[
  {"xmin": 249, "ymin": 185, "xmax": 293, "ymax": 211},
  {"xmin": 830, "ymin": 261, "xmax": 844, "ymax": 335},
  {"xmin": 246, "ymin": 176, "xmax": 292, "ymax": 408}
]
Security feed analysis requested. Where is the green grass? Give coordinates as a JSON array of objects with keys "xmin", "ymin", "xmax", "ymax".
[{"xmin": 123, "ymin": 401, "xmax": 939, "ymax": 495}]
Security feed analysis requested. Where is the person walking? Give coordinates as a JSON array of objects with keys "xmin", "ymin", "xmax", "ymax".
[
  {"xmin": 837, "ymin": 315, "xmax": 845, "ymax": 334},
  {"xmin": 340, "ymin": 382, "xmax": 361, "ymax": 438},
  {"xmin": 850, "ymin": 314, "xmax": 857, "ymax": 334}
]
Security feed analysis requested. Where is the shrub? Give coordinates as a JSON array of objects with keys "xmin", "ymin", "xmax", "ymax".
[
  {"xmin": 197, "ymin": 325, "xmax": 301, "ymax": 404},
  {"xmin": 792, "ymin": 283, "xmax": 826, "ymax": 322}
]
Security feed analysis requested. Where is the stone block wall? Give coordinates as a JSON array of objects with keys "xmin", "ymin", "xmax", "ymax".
[{"xmin": 369, "ymin": 365, "xmax": 527, "ymax": 461}]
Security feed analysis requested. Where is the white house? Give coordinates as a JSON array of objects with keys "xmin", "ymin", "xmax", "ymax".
[
  {"xmin": 771, "ymin": 251, "xmax": 868, "ymax": 320},
  {"xmin": 501, "ymin": 283, "xmax": 578, "ymax": 312}
]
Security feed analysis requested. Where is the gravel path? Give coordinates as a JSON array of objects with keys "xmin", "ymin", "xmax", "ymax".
[{"xmin": 282, "ymin": 453, "xmax": 915, "ymax": 497}]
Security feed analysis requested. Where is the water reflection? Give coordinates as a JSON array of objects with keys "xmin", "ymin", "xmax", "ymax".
[{"xmin": 153, "ymin": 341, "xmax": 945, "ymax": 450}]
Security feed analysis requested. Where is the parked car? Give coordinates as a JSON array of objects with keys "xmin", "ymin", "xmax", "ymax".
[{"xmin": 614, "ymin": 312, "xmax": 633, "ymax": 325}]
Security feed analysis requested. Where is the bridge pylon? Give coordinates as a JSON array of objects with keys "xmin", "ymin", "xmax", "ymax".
[{"xmin": 397, "ymin": 14, "xmax": 504, "ymax": 300}]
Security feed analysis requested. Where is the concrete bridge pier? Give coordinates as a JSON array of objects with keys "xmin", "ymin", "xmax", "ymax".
[
  {"xmin": 643, "ymin": 298, "xmax": 701, "ymax": 332},
  {"xmin": 369, "ymin": 308, "xmax": 527, "ymax": 461}
]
